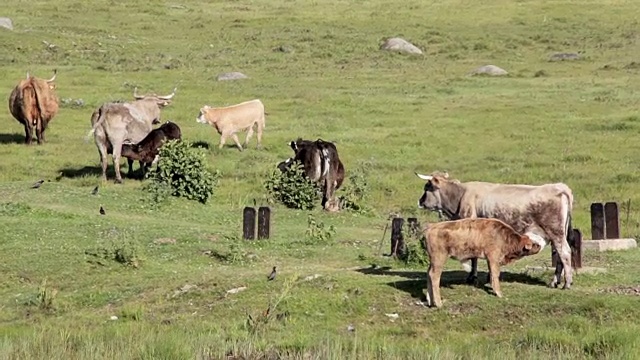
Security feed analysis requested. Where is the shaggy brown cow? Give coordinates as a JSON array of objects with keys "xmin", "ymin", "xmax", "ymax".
[
  {"xmin": 277, "ymin": 138, "xmax": 345, "ymax": 211},
  {"xmin": 423, "ymin": 218, "xmax": 542, "ymax": 308},
  {"xmin": 8, "ymin": 70, "xmax": 59, "ymax": 145},
  {"xmin": 121, "ymin": 121, "xmax": 182, "ymax": 177}
]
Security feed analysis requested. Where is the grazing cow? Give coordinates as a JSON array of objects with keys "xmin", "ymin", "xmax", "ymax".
[
  {"xmin": 195, "ymin": 99, "xmax": 265, "ymax": 151},
  {"xmin": 121, "ymin": 121, "xmax": 182, "ymax": 177},
  {"xmin": 277, "ymin": 138, "xmax": 345, "ymax": 211},
  {"xmin": 86, "ymin": 87, "xmax": 176, "ymax": 183},
  {"xmin": 423, "ymin": 218, "xmax": 542, "ymax": 308},
  {"xmin": 8, "ymin": 70, "xmax": 59, "ymax": 145},
  {"xmin": 415, "ymin": 171, "xmax": 575, "ymax": 289}
]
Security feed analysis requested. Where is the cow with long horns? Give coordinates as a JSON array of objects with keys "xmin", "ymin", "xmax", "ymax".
[
  {"xmin": 415, "ymin": 171, "xmax": 575, "ymax": 290},
  {"xmin": 8, "ymin": 70, "xmax": 59, "ymax": 145},
  {"xmin": 86, "ymin": 87, "xmax": 176, "ymax": 183}
]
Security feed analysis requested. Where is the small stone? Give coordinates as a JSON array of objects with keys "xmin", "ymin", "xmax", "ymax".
[
  {"xmin": 469, "ymin": 65, "xmax": 509, "ymax": 76},
  {"xmin": 110, "ymin": 315, "xmax": 118, "ymax": 321},
  {"xmin": 216, "ymin": 72, "xmax": 248, "ymax": 81},
  {"xmin": 0, "ymin": 18, "xmax": 13, "ymax": 31},
  {"xmin": 380, "ymin": 37, "xmax": 423, "ymax": 55},
  {"xmin": 549, "ymin": 52, "xmax": 581, "ymax": 61}
]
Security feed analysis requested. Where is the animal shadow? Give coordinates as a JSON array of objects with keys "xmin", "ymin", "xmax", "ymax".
[
  {"xmin": 0, "ymin": 133, "xmax": 25, "ymax": 144},
  {"xmin": 59, "ymin": 166, "xmax": 104, "ymax": 179},
  {"xmin": 191, "ymin": 141, "xmax": 210, "ymax": 150}
]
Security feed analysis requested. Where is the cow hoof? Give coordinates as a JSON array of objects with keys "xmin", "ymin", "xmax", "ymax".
[
  {"xmin": 548, "ymin": 281, "xmax": 559, "ymax": 288},
  {"xmin": 114, "ymin": 179, "xmax": 123, "ymax": 184},
  {"xmin": 562, "ymin": 284, "xmax": 571, "ymax": 290}
]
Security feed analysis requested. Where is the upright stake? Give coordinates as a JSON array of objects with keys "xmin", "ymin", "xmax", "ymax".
[
  {"xmin": 242, "ymin": 207, "xmax": 256, "ymax": 240},
  {"xmin": 390, "ymin": 217, "xmax": 405, "ymax": 257},
  {"xmin": 257, "ymin": 206, "xmax": 271, "ymax": 240}
]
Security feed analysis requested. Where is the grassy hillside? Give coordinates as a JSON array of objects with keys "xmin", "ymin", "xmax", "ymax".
[{"xmin": 1, "ymin": 0, "xmax": 640, "ymax": 358}]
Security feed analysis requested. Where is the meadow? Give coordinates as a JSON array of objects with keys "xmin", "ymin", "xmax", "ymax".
[{"xmin": 1, "ymin": 0, "xmax": 640, "ymax": 358}]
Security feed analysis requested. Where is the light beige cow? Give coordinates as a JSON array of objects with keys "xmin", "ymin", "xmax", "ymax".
[{"xmin": 195, "ymin": 99, "xmax": 266, "ymax": 151}]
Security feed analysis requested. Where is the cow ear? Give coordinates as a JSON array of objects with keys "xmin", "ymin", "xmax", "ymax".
[{"xmin": 289, "ymin": 141, "xmax": 297, "ymax": 151}]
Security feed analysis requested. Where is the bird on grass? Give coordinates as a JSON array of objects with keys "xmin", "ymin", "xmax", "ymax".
[
  {"xmin": 267, "ymin": 266, "xmax": 277, "ymax": 281},
  {"xmin": 91, "ymin": 186, "xmax": 99, "ymax": 195},
  {"xmin": 31, "ymin": 179, "xmax": 45, "ymax": 189},
  {"xmin": 99, "ymin": 206, "xmax": 106, "ymax": 215}
]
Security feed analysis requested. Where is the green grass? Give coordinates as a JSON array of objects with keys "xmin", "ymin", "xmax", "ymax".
[{"xmin": 2, "ymin": 0, "xmax": 640, "ymax": 358}]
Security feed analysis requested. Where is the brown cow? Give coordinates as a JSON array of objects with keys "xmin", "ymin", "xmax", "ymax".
[
  {"xmin": 121, "ymin": 121, "xmax": 182, "ymax": 177},
  {"xmin": 423, "ymin": 218, "xmax": 542, "ymax": 308},
  {"xmin": 8, "ymin": 70, "xmax": 59, "ymax": 145}
]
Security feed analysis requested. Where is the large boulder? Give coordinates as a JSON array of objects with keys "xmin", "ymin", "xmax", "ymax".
[{"xmin": 380, "ymin": 37, "xmax": 423, "ymax": 55}]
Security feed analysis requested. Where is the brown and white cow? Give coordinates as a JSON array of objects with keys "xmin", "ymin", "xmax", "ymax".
[
  {"xmin": 86, "ymin": 87, "xmax": 176, "ymax": 183},
  {"xmin": 195, "ymin": 99, "xmax": 266, "ymax": 151},
  {"xmin": 277, "ymin": 138, "xmax": 345, "ymax": 212},
  {"xmin": 415, "ymin": 171, "xmax": 575, "ymax": 290},
  {"xmin": 423, "ymin": 218, "xmax": 542, "ymax": 308},
  {"xmin": 8, "ymin": 70, "xmax": 59, "ymax": 145}
]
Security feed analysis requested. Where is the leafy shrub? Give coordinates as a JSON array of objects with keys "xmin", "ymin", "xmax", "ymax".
[
  {"xmin": 305, "ymin": 213, "xmax": 336, "ymax": 244},
  {"xmin": 85, "ymin": 237, "xmax": 141, "ymax": 268},
  {"xmin": 264, "ymin": 161, "xmax": 320, "ymax": 210},
  {"xmin": 338, "ymin": 163, "xmax": 371, "ymax": 213},
  {"xmin": 399, "ymin": 223, "xmax": 429, "ymax": 267},
  {"xmin": 145, "ymin": 140, "xmax": 220, "ymax": 204}
]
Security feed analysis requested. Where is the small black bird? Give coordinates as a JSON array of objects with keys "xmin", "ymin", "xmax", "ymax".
[
  {"xmin": 91, "ymin": 186, "xmax": 99, "ymax": 195},
  {"xmin": 31, "ymin": 179, "xmax": 45, "ymax": 189},
  {"xmin": 267, "ymin": 266, "xmax": 277, "ymax": 281},
  {"xmin": 99, "ymin": 206, "xmax": 106, "ymax": 215}
]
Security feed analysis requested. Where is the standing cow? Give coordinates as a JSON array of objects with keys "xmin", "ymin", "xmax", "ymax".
[
  {"xmin": 277, "ymin": 138, "xmax": 345, "ymax": 212},
  {"xmin": 86, "ymin": 87, "xmax": 176, "ymax": 183},
  {"xmin": 415, "ymin": 171, "xmax": 575, "ymax": 290},
  {"xmin": 195, "ymin": 99, "xmax": 266, "ymax": 151},
  {"xmin": 8, "ymin": 70, "xmax": 59, "ymax": 145}
]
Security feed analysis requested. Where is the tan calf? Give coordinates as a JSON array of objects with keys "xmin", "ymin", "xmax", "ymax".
[
  {"xmin": 423, "ymin": 218, "xmax": 542, "ymax": 308},
  {"xmin": 196, "ymin": 99, "xmax": 266, "ymax": 151}
]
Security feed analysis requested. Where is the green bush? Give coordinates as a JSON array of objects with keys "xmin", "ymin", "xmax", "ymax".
[
  {"xmin": 145, "ymin": 140, "xmax": 220, "ymax": 204},
  {"xmin": 338, "ymin": 163, "xmax": 371, "ymax": 213},
  {"xmin": 305, "ymin": 213, "xmax": 336, "ymax": 244},
  {"xmin": 264, "ymin": 161, "xmax": 320, "ymax": 210}
]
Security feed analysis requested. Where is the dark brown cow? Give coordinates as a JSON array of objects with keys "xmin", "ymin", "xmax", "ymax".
[
  {"xmin": 277, "ymin": 138, "xmax": 345, "ymax": 211},
  {"xmin": 121, "ymin": 121, "xmax": 182, "ymax": 177},
  {"xmin": 423, "ymin": 218, "xmax": 542, "ymax": 308},
  {"xmin": 8, "ymin": 70, "xmax": 59, "ymax": 145}
]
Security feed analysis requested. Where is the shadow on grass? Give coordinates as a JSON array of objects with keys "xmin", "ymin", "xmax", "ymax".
[
  {"xmin": 0, "ymin": 133, "xmax": 25, "ymax": 145},
  {"xmin": 354, "ymin": 266, "xmax": 547, "ymax": 301},
  {"xmin": 59, "ymin": 166, "xmax": 104, "ymax": 179},
  {"xmin": 191, "ymin": 140, "xmax": 210, "ymax": 150}
]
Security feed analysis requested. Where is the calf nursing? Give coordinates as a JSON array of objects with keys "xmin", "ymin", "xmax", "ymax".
[{"xmin": 423, "ymin": 218, "xmax": 542, "ymax": 308}]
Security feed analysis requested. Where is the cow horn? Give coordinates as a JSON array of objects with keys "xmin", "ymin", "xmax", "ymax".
[
  {"xmin": 46, "ymin": 69, "xmax": 57, "ymax": 82},
  {"xmin": 133, "ymin": 87, "xmax": 145, "ymax": 99},
  {"xmin": 26, "ymin": 71, "xmax": 30, "ymax": 79},
  {"xmin": 157, "ymin": 87, "xmax": 177, "ymax": 100},
  {"xmin": 415, "ymin": 172, "xmax": 433, "ymax": 181}
]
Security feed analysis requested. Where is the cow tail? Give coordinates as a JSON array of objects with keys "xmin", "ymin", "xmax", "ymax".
[
  {"xmin": 85, "ymin": 106, "xmax": 105, "ymax": 143},
  {"xmin": 32, "ymin": 79, "xmax": 50, "ymax": 132},
  {"xmin": 566, "ymin": 213, "xmax": 575, "ymax": 250}
]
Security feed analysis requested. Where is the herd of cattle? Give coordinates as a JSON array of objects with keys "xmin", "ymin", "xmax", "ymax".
[{"xmin": 8, "ymin": 70, "xmax": 578, "ymax": 308}]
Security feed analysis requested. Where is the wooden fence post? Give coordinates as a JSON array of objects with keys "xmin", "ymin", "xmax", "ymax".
[
  {"xmin": 572, "ymin": 228, "xmax": 582, "ymax": 269},
  {"xmin": 257, "ymin": 206, "xmax": 271, "ymax": 240},
  {"xmin": 407, "ymin": 217, "xmax": 420, "ymax": 238},
  {"xmin": 390, "ymin": 217, "xmax": 405, "ymax": 257},
  {"xmin": 604, "ymin": 202, "xmax": 620, "ymax": 239},
  {"xmin": 590, "ymin": 203, "xmax": 605, "ymax": 240},
  {"xmin": 242, "ymin": 207, "xmax": 256, "ymax": 240}
]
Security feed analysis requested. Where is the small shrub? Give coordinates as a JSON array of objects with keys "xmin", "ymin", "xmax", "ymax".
[
  {"xmin": 85, "ymin": 238, "xmax": 141, "ymax": 268},
  {"xmin": 305, "ymin": 213, "xmax": 336, "ymax": 244},
  {"xmin": 264, "ymin": 162, "xmax": 320, "ymax": 210},
  {"xmin": 146, "ymin": 140, "xmax": 220, "ymax": 204},
  {"xmin": 338, "ymin": 163, "xmax": 371, "ymax": 214},
  {"xmin": 399, "ymin": 224, "xmax": 429, "ymax": 267},
  {"xmin": 37, "ymin": 278, "xmax": 58, "ymax": 312}
]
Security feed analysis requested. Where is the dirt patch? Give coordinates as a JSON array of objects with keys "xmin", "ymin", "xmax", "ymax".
[
  {"xmin": 153, "ymin": 238, "xmax": 176, "ymax": 245},
  {"xmin": 599, "ymin": 285, "xmax": 640, "ymax": 296}
]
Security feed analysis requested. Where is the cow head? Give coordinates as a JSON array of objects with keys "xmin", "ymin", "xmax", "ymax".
[
  {"xmin": 27, "ymin": 69, "xmax": 57, "ymax": 90},
  {"xmin": 519, "ymin": 235, "xmax": 542, "ymax": 256},
  {"xmin": 196, "ymin": 105, "xmax": 211, "ymax": 124},
  {"xmin": 415, "ymin": 171, "xmax": 450, "ymax": 211},
  {"xmin": 132, "ymin": 87, "xmax": 176, "ymax": 108}
]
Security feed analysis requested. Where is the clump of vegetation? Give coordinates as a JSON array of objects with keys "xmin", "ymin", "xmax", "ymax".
[
  {"xmin": 145, "ymin": 140, "xmax": 220, "ymax": 205},
  {"xmin": 305, "ymin": 213, "xmax": 336, "ymax": 244},
  {"xmin": 399, "ymin": 223, "xmax": 429, "ymax": 267},
  {"xmin": 85, "ymin": 238, "xmax": 141, "ymax": 268},
  {"xmin": 264, "ymin": 162, "xmax": 320, "ymax": 210},
  {"xmin": 338, "ymin": 163, "xmax": 372, "ymax": 214}
]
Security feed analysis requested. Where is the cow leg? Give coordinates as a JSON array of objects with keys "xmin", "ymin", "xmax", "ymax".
[
  {"xmin": 243, "ymin": 125, "xmax": 254, "ymax": 148},
  {"xmin": 111, "ymin": 141, "xmax": 124, "ymax": 184},
  {"xmin": 551, "ymin": 238, "xmax": 573, "ymax": 289},
  {"xmin": 231, "ymin": 133, "xmax": 243, "ymax": 152},
  {"xmin": 218, "ymin": 133, "xmax": 228, "ymax": 150},
  {"xmin": 126, "ymin": 159, "xmax": 135, "ymax": 179},
  {"xmin": 35, "ymin": 120, "xmax": 44, "ymax": 145},
  {"xmin": 427, "ymin": 257, "xmax": 444, "ymax": 308},
  {"xmin": 23, "ymin": 123, "xmax": 33, "ymax": 145},
  {"xmin": 96, "ymin": 142, "xmax": 109, "ymax": 182},
  {"xmin": 487, "ymin": 258, "xmax": 503, "ymax": 298},
  {"xmin": 466, "ymin": 258, "xmax": 479, "ymax": 284}
]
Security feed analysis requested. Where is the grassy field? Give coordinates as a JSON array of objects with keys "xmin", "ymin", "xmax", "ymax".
[{"xmin": 2, "ymin": 0, "xmax": 640, "ymax": 358}]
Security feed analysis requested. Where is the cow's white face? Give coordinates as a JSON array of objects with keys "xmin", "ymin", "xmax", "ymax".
[{"xmin": 196, "ymin": 107, "xmax": 207, "ymax": 124}]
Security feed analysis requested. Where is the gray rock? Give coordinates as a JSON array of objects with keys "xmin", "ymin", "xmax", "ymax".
[
  {"xmin": 469, "ymin": 65, "xmax": 508, "ymax": 76},
  {"xmin": 380, "ymin": 37, "xmax": 423, "ymax": 55},
  {"xmin": 216, "ymin": 72, "xmax": 248, "ymax": 81},
  {"xmin": 549, "ymin": 52, "xmax": 581, "ymax": 61},
  {"xmin": 0, "ymin": 17, "xmax": 13, "ymax": 31}
]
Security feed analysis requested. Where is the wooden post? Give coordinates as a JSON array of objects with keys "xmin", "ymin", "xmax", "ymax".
[
  {"xmin": 604, "ymin": 202, "xmax": 620, "ymax": 239},
  {"xmin": 242, "ymin": 207, "xmax": 256, "ymax": 240},
  {"xmin": 407, "ymin": 217, "xmax": 420, "ymax": 238},
  {"xmin": 257, "ymin": 206, "xmax": 271, "ymax": 240},
  {"xmin": 390, "ymin": 217, "xmax": 405, "ymax": 257},
  {"xmin": 572, "ymin": 228, "xmax": 582, "ymax": 269},
  {"xmin": 590, "ymin": 203, "xmax": 605, "ymax": 240}
]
